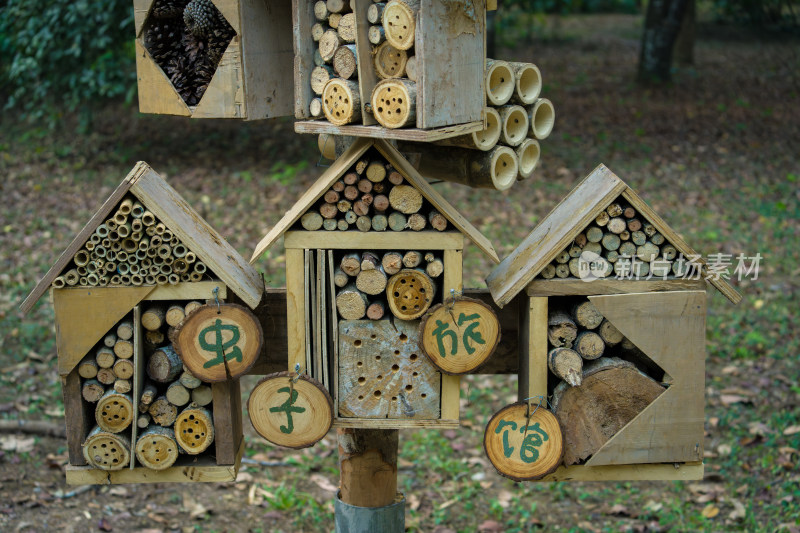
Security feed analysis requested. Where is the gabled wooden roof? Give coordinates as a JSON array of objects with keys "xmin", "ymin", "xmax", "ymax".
[
  {"xmin": 21, "ymin": 161, "xmax": 264, "ymax": 313},
  {"xmin": 486, "ymin": 164, "xmax": 742, "ymax": 307},
  {"xmin": 250, "ymin": 137, "xmax": 500, "ymax": 263}
]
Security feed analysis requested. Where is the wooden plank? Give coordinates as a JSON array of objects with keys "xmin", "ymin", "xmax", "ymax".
[
  {"xmin": 518, "ymin": 297, "xmax": 547, "ymax": 400},
  {"xmin": 134, "ymin": 40, "xmax": 192, "ymax": 117},
  {"xmin": 286, "ymin": 250, "xmax": 307, "ymax": 373},
  {"xmin": 20, "ymin": 162, "xmax": 149, "ymax": 314},
  {"xmin": 192, "ymin": 38, "xmax": 245, "ymax": 119},
  {"xmin": 294, "ymin": 120, "xmax": 484, "ymax": 141},
  {"xmin": 292, "ymin": 0, "xmax": 317, "ymax": 119},
  {"xmin": 375, "ymin": 139, "xmax": 500, "ymax": 264},
  {"xmin": 333, "ymin": 418, "xmax": 459, "ymax": 429},
  {"xmin": 526, "ymin": 278, "xmax": 707, "ymax": 297},
  {"xmin": 338, "ymin": 320, "xmax": 441, "ymax": 420},
  {"xmin": 305, "ymin": 250, "xmax": 314, "ymax": 377},
  {"xmin": 328, "ymin": 250, "xmax": 338, "ymax": 408},
  {"xmin": 131, "ymin": 306, "xmax": 144, "ymax": 470},
  {"xmin": 416, "ymin": 0, "xmax": 485, "ymax": 128},
  {"xmin": 250, "ymin": 139, "xmax": 372, "ymax": 261},
  {"xmin": 319, "ymin": 251, "xmax": 329, "ymax": 390},
  {"xmin": 130, "ymin": 164, "xmax": 263, "ymax": 309},
  {"xmin": 53, "ymin": 286, "xmax": 155, "ymax": 376},
  {"xmin": 239, "ymin": 0, "xmax": 293, "ymax": 120},
  {"xmin": 145, "ymin": 281, "xmax": 228, "ymax": 301},
  {"xmin": 353, "ymin": 0, "xmax": 380, "ymax": 126},
  {"xmin": 533, "ymin": 462, "xmax": 704, "ymax": 482},
  {"xmin": 212, "ymin": 379, "xmax": 242, "ymax": 465},
  {"xmin": 65, "ymin": 440, "xmax": 243, "ymax": 485},
  {"xmin": 621, "ymin": 188, "xmax": 741, "ymax": 304},
  {"xmin": 464, "ymin": 289, "xmax": 519, "ymax": 374},
  {"xmin": 285, "ymin": 230, "xmax": 464, "ymax": 251},
  {"xmin": 213, "ymin": 0, "xmax": 241, "ymax": 34},
  {"xmin": 235, "ymin": 288, "xmax": 288, "ymax": 375},
  {"xmin": 586, "ymin": 291, "xmax": 706, "ymax": 466},
  {"xmin": 132, "ymin": 0, "xmax": 154, "ymax": 37},
  {"xmin": 63, "ymin": 370, "xmax": 92, "ymax": 466},
  {"xmin": 441, "ymin": 249, "xmax": 463, "ymax": 420},
  {"xmin": 486, "ymin": 164, "xmax": 626, "ymax": 308},
  {"xmin": 486, "ymin": 0, "xmax": 498, "ymax": 10}
]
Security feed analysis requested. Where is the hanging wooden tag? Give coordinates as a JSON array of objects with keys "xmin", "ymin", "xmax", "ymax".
[
  {"xmin": 483, "ymin": 402, "xmax": 564, "ymax": 481},
  {"xmin": 173, "ymin": 303, "xmax": 263, "ymax": 382},
  {"xmin": 418, "ymin": 297, "xmax": 500, "ymax": 375},
  {"xmin": 248, "ymin": 372, "xmax": 333, "ymax": 449}
]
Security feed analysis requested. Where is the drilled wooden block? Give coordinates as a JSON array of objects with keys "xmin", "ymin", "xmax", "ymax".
[{"xmin": 338, "ymin": 319, "xmax": 440, "ymax": 419}]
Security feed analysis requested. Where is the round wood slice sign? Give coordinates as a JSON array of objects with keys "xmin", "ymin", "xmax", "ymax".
[
  {"xmin": 418, "ymin": 298, "xmax": 501, "ymax": 375},
  {"xmin": 483, "ymin": 402, "xmax": 564, "ymax": 481},
  {"xmin": 173, "ymin": 303, "xmax": 263, "ymax": 382},
  {"xmin": 248, "ymin": 372, "xmax": 333, "ymax": 449}
]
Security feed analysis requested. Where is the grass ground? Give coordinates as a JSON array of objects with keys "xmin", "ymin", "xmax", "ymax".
[{"xmin": 1, "ymin": 13, "xmax": 798, "ymax": 533}]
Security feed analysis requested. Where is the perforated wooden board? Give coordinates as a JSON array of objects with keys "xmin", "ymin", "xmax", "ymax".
[{"xmin": 338, "ymin": 319, "xmax": 440, "ymax": 420}]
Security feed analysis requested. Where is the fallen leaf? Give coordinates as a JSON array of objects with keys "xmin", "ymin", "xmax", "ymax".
[
  {"xmin": 310, "ymin": 474, "xmax": 338, "ymax": 493},
  {"xmin": 98, "ymin": 518, "xmax": 113, "ymax": 531},
  {"xmin": 717, "ymin": 444, "xmax": 732, "ymax": 456},
  {"xmin": 263, "ymin": 511, "xmax": 283, "ymax": 520},
  {"xmin": 478, "ymin": 519, "xmax": 504, "ymax": 532},
  {"xmin": 407, "ymin": 493, "xmax": 421, "ymax": 511},
  {"xmin": 0, "ymin": 435, "xmax": 35, "ymax": 453},
  {"xmin": 496, "ymin": 490, "xmax": 513, "ymax": 509},
  {"xmin": 720, "ymin": 395, "xmax": 750, "ymax": 406},
  {"xmin": 438, "ymin": 498, "xmax": 458, "ymax": 510},
  {"xmin": 728, "ymin": 499, "xmax": 746, "ymax": 520},
  {"xmin": 783, "ymin": 425, "xmax": 800, "ymax": 436},
  {"xmin": 608, "ymin": 504, "xmax": 631, "ymax": 516},
  {"xmin": 701, "ymin": 504, "xmax": 719, "ymax": 519}
]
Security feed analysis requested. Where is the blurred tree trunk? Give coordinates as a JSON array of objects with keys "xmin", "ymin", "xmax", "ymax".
[
  {"xmin": 638, "ymin": 0, "xmax": 690, "ymax": 83},
  {"xmin": 487, "ymin": 1, "xmax": 499, "ymax": 59},
  {"xmin": 673, "ymin": 0, "xmax": 695, "ymax": 65}
]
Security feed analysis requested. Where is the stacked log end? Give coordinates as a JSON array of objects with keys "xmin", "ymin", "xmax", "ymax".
[
  {"xmin": 537, "ymin": 199, "xmax": 684, "ymax": 281},
  {"xmin": 51, "ymin": 194, "xmax": 210, "ymax": 289},
  {"xmin": 298, "ymin": 153, "xmax": 449, "ymax": 234}
]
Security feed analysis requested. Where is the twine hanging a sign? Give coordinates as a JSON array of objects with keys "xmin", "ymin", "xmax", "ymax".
[
  {"xmin": 483, "ymin": 398, "xmax": 564, "ymax": 481},
  {"xmin": 172, "ymin": 290, "xmax": 263, "ymax": 382},
  {"xmin": 418, "ymin": 295, "xmax": 500, "ymax": 375},
  {"xmin": 248, "ymin": 370, "xmax": 333, "ymax": 449}
]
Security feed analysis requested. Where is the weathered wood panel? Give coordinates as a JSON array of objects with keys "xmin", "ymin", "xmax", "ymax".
[{"xmin": 525, "ymin": 278, "xmax": 707, "ymax": 297}]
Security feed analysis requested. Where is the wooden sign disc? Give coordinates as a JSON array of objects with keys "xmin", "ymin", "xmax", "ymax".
[
  {"xmin": 386, "ymin": 269, "xmax": 435, "ymax": 320},
  {"xmin": 418, "ymin": 297, "xmax": 500, "ymax": 375},
  {"xmin": 248, "ymin": 372, "xmax": 333, "ymax": 449},
  {"xmin": 483, "ymin": 402, "xmax": 564, "ymax": 481},
  {"xmin": 135, "ymin": 426, "xmax": 179, "ymax": 471},
  {"xmin": 173, "ymin": 303, "xmax": 263, "ymax": 382},
  {"xmin": 83, "ymin": 427, "xmax": 131, "ymax": 471}
]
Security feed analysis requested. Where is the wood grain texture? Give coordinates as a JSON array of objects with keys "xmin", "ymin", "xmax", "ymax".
[
  {"xmin": 63, "ymin": 370, "xmax": 93, "ymax": 466},
  {"xmin": 286, "ymin": 249, "xmax": 307, "ymax": 373},
  {"xmin": 134, "ymin": 40, "xmax": 191, "ymax": 117},
  {"xmin": 292, "ymin": 0, "xmax": 318, "ymax": 118},
  {"xmin": 146, "ymin": 281, "xmax": 228, "ymax": 301},
  {"xmin": 285, "ymin": 230, "xmax": 464, "ymax": 250},
  {"xmin": 294, "ymin": 120, "xmax": 483, "ymax": 141},
  {"xmin": 338, "ymin": 428, "xmax": 397, "ymax": 507},
  {"xmin": 131, "ymin": 305, "xmax": 144, "ymax": 469},
  {"xmin": 416, "ymin": 0, "xmax": 486, "ymax": 128},
  {"xmin": 532, "ymin": 461, "xmax": 703, "ymax": 482},
  {"xmin": 338, "ymin": 319, "xmax": 440, "ymax": 420},
  {"xmin": 586, "ymin": 290, "xmax": 706, "ymax": 466},
  {"xmin": 212, "ymin": 379, "xmax": 243, "ymax": 464},
  {"xmin": 21, "ymin": 162, "xmax": 148, "ymax": 314},
  {"xmin": 353, "ymin": 0, "xmax": 380, "ymax": 126},
  {"xmin": 486, "ymin": 164, "xmax": 626, "ymax": 307},
  {"xmin": 130, "ymin": 163, "xmax": 263, "ymax": 308},
  {"xmin": 525, "ymin": 278, "xmax": 707, "ymax": 297},
  {"xmin": 441, "ymin": 248, "xmax": 463, "ymax": 420},
  {"xmin": 132, "ymin": 0, "xmax": 154, "ymax": 36},
  {"xmin": 518, "ymin": 297, "xmax": 547, "ymax": 399},
  {"xmin": 53, "ymin": 287, "xmax": 153, "ymax": 376},
  {"xmin": 192, "ymin": 38, "xmax": 244, "ymax": 118}
]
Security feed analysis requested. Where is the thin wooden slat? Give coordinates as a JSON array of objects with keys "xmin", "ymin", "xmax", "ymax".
[
  {"xmin": 416, "ymin": 0, "xmax": 486, "ymax": 129},
  {"xmin": 130, "ymin": 164, "xmax": 263, "ymax": 309},
  {"xmin": 534, "ymin": 462, "xmax": 703, "ymax": 482},
  {"xmin": 620, "ymin": 188, "xmax": 741, "ymax": 304},
  {"xmin": 132, "ymin": 0, "xmax": 154, "ymax": 37},
  {"xmin": 332, "ymin": 418, "xmax": 460, "ymax": 429},
  {"xmin": 286, "ymin": 250, "xmax": 307, "ymax": 373},
  {"xmin": 192, "ymin": 38, "xmax": 245, "ymax": 119},
  {"xmin": 53, "ymin": 286, "xmax": 155, "ymax": 376},
  {"xmin": 375, "ymin": 140, "xmax": 500, "ymax": 263},
  {"xmin": 63, "ymin": 370, "xmax": 92, "ymax": 466},
  {"xmin": 586, "ymin": 290, "xmax": 706, "ymax": 466},
  {"xmin": 250, "ymin": 139, "xmax": 372, "ymax": 262},
  {"xmin": 525, "ymin": 278, "xmax": 707, "ymax": 297},
  {"xmin": 486, "ymin": 164, "xmax": 626, "ymax": 308},
  {"xmin": 21, "ymin": 162, "xmax": 149, "ymax": 314},
  {"xmin": 145, "ymin": 281, "xmax": 228, "ymax": 301},
  {"xmin": 134, "ymin": 41, "xmax": 192, "ymax": 117},
  {"xmin": 212, "ymin": 380, "xmax": 242, "ymax": 465},
  {"xmin": 318, "ymin": 251, "xmax": 329, "ymax": 390},
  {"xmin": 292, "ymin": 0, "xmax": 317, "ymax": 119},
  {"xmin": 328, "ymin": 250, "xmax": 338, "ymax": 407},
  {"xmin": 440, "ymin": 249, "xmax": 464, "ymax": 420},
  {"xmin": 65, "ymin": 440, "xmax": 243, "ymax": 485},
  {"xmin": 518, "ymin": 297, "xmax": 547, "ymax": 400},
  {"xmin": 294, "ymin": 120, "xmax": 484, "ymax": 141},
  {"xmin": 353, "ymin": 0, "xmax": 380, "ymax": 126},
  {"xmin": 284, "ymin": 231, "xmax": 464, "ymax": 251},
  {"xmin": 212, "ymin": 0, "xmax": 241, "ymax": 33},
  {"xmin": 305, "ymin": 250, "xmax": 314, "ymax": 377},
  {"xmin": 131, "ymin": 306, "xmax": 144, "ymax": 470}
]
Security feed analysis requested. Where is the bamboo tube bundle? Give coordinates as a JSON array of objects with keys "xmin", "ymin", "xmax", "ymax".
[
  {"xmin": 528, "ymin": 98, "xmax": 556, "ymax": 140},
  {"xmin": 434, "ymin": 107, "xmax": 501, "ymax": 151},
  {"xmin": 398, "ymin": 142, "xmax": 518, "ymax": 191}
]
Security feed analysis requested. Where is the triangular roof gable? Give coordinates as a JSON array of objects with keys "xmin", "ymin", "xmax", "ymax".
[
  {"xmin": 250, "ymin": 138, "xmax": 500, "ymax": 264},
  {"xmin": 486, "ymin": 164, "xmax": 741, "ymax": 307},
  {"xmin": 21, "ymin": 161, "xmax": 263, "ymax": 313}
]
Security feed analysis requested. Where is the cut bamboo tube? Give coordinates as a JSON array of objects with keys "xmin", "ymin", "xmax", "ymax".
[
  {"xmin": 498, "ymin": 105, "xmax": 529, "ymax": 147},
  {"xmin": 322, "ymin": 78, "xmax": 361, "ymax": 125},
  {"xmin": 516, "ymin": 138, "xmax": 540, "ymax": 180},
  {"xmin": 373, "ymin": 41, "xmax": 407, "ymax": 79},
  {"xmin": 371, "ymin": 79, "xmax": 416, "ymax": 129},
  {"xmin": 486, "ymin": 59, "xmax": 515, "ymax": 106},
  {"xmin": 528, "ymin": 98, "xmax": 555, "ymax": 140},
  {"xmin": 398, "ymin": 142, "xmax": 518, "ymax": 191},
  {"xmin": 382, "ymin": 0, "xmax": 418, "ymax": 50},
  {"xmin": 509, "ymin": 62, "xmax": 542, "ymax": 104},
  {"xmin": 435, "ymin": 107, "xmax": 501, "ymax": 151},
  {"xmin": 318, "ymin": 134, "xmax": 336, "ymax": 160}
]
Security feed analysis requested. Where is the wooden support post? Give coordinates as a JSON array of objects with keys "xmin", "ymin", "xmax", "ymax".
[
  {"xmin": 519, "ymin": 297, "xmax": 548, "ymax": 400},
  {"xmin": 337, "ymin": 428, "xmax": 400, "ymax": 509}
]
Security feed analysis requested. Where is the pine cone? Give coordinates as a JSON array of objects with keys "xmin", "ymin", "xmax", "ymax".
[
  {"xmin": 206, "ymin": 26, "xmax": 235, "ymax": 66},
  {"xmin": 151, "ymin": 0, "xmax": 190, "ymax": 19},
  {"xmin": 144, "ymin": 19, "xmax": 183, "ymax": 64},
  {"xmin": 183, "ymin": 0, "xmax": 221, "ymax": 38}
]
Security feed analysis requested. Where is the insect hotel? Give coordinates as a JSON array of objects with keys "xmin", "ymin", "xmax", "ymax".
[
  {"xmin": 20, "ymin": 161, "xmax": 264, "ymax": 484},
  {"xmin": 133, "ymin": 0, "xmax": 293, "ymax": 118},
  {"xmin": 483, "ymin": 164, "xmax": 741, "ymax": 481},
  {"xmin": 246, "ymin": 136, "xmax": 502, "ymax": 443}
]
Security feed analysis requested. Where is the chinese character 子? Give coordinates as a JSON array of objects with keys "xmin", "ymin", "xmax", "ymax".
[
  {"xmin": 431, "ymin": 319, "xmax": 458, "ymax": 358},
  {"xmin": 456, "ymin": 312, "xmax": 486, "ymax": 355},
  {"xmin": 269, "ymin": 386, "xmax": 306, "ymax": 434}
]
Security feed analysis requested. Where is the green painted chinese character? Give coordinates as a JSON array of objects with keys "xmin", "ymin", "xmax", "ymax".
[
  {"xmin": 495, "ymin": 420, "xmax": 518, "ymax": 458},
  {"xmin": 269, "ymin": 386, "xmax": 306, "ymax": 434},
  {"xmin": 198, "ymin": 319, "xmax": 242, "ymax": 369},
  {"xmin": 457, "ymin": 313, "xmax": 486, "ymax": 355},
  {"xmin": 431, "ymin": 319, "xmax": 458, "ymax": 358},
  {"xmin": 518, "ymin": 422, "xmax": 549, "ymax": 464}
]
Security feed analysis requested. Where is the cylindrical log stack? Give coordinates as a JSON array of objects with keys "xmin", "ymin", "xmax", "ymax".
[
  {"xmin": 335, "ymin": 249, "xmax": 442, "ymax": 321},
  {"xmin": 298, "ymin": 153, "xmax": 449, "ymax": 234},
  {"xmin": 536, "ymin": 199, "xmax": 683, "ymax": 281},
  {"xmin": 51, "ymin": 194, "xmax": 210, "ymax": 288}
]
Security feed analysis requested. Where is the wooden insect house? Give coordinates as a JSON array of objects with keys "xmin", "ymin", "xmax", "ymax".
[
  {"xmin": 248, "ymin": 137, "xmax": 500, "ymax": 431},
  {"xmin": 484, "ymin": 164, "xmax": 741, "ymax": 481},
  {"xmin": 21, "ymin": 161, "xmax": 264, "ymax": 484},
  {"xmin": 133, "ymin": 0, "xmax": 293, "ymax": 119}
]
